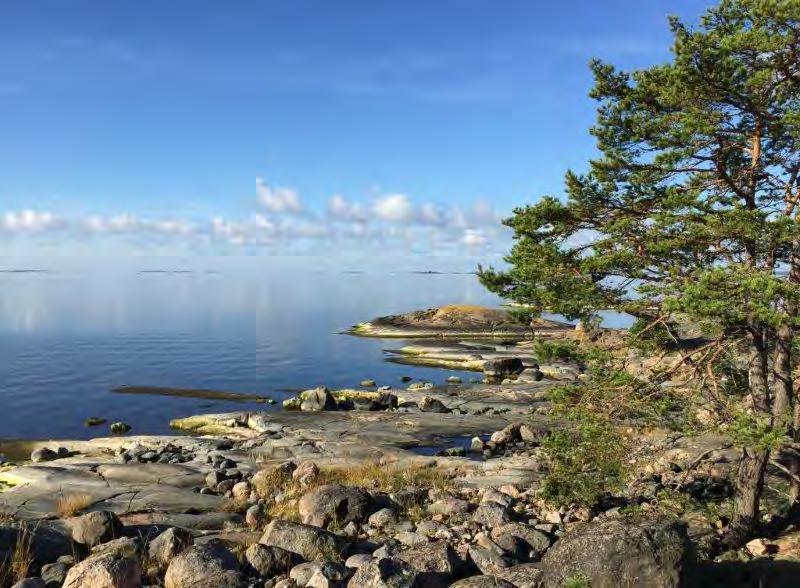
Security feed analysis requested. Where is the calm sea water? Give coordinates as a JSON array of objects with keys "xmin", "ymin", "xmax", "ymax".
[{"xmin": 0, "ymin": 257, "xmax": 502, "ymax": 440}]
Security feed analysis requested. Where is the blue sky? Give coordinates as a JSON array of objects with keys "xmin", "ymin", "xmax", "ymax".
[{"xmin": 0, "ymin": 0, "xmax": 713, "ymax": 257}]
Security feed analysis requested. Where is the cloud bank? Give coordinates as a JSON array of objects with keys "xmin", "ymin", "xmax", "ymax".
[{"xmin": 0, "ymin": 179, "xmax": 511, "ymax": 256}]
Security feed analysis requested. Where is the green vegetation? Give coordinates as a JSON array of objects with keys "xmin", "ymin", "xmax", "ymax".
[
  {"xmin": 562, "ymin": 574, "xmax": 590, "ymax": 588},
  {"xmin": 480, "ymin": 0, "xmax": 800, "ymax": 546},
  {"xmin": 540, "ymin": 410, "xmax": 627, "ymax": 508},
  {"xmin": 533, "ymin": 338, "xmax": 582, "ymax": 362}
]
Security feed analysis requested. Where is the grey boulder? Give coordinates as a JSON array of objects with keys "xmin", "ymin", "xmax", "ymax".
[
  {"xmin": 69, "ymin": 511, "xmax": 123, "ymax": 548},
  {"xmin": 260, "ymin": 519, "xmax": 348, "ymax": 563},
  {"xmin": 348, "ymin": 557, "xmax": 418, "ymax": 588},
  {"xmin": 62, "ymin": 553, "xmax": 141, "ymax": 588},
  {"xmin": 164, "ymin": 541, "xmax": 244, "ymax": 588},
  {"xmin": 299, "ymin": 484, "xmax": 373, "ymax": 528},
  {"xmin": 540, "ymin": 515, "xmax": 690, "ymax": 588}
]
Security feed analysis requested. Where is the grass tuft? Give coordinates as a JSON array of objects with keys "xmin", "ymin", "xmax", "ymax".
[
  {"xmin": 0, "ymin": 524, "xmax": 35, "ymax": 587},
  {"xmin": 55, "ymin": 493, "xmax": 95, "ymax": 518}
]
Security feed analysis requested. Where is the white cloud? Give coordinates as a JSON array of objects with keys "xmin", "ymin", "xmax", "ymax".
[
  {"xmin": 418, "ymin": 202, "xmax": 445, "ymax": 226},
  {"xmin": 256, "ymin": 178, "xmax": 302, "ymax": 214},
  {"xmin": 373, "ymin": 193, "xmax": 413, "ymax": 223},
  {"xmin": 1, "ymin": 185, "xmax": 509, "ymax": 256},
  {"xmin": 1, "ymin": 210, "xmax": 60, "ymax": 232},
  {"xmin": 328, "ymin": 194, "xmax": 366, "ymax": 221},
  {"xmin": 460, "ymin": 228, "xmax": 489, "ymax": 247}
]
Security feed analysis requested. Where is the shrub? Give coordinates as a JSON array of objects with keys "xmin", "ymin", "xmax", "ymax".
[
  {"xmin": 533, "ymin": 339, "xmax": 582, "ymax": 362},
  {"xmin": 540, "ymin": 411, "xmax": 627, "ymax": 508}
]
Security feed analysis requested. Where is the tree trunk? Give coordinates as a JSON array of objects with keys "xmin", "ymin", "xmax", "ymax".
[
  {"xmin": 771, "ymin": 323, "xmax": 793, "ymax": 428},
  {"xmin": 722, "ymin": 330, "xmax": 772, "ymax": 548},
  {"xmin": 748, "ymin": 323, "xmax": 770, "ymax": 412},
  {"xmin": 722, "ymin": 447, "xmax": 769, "ymax": 549}
]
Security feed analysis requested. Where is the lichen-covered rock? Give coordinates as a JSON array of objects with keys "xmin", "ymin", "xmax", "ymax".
[
  {"xmin": 395, "ymin": 541, "xmax": 462, "ymax": 587},
  {"xmin": 299, "ymin": 387, "xmax": 338, "ymax": 412},
  {"xmin": 244, "ymin": 544, "xmax": 295, "ymax": 577},
  {"xmin": 540, "ymin": 516, "xmax": 690, "ymax": 588},
  {"xmin": 490, "ymin": 524, "xmax": 551, "ymax": 561},
  {"xmin": 148, "ymin": 527, "xmax": 194, "ymax": 567},
  {"xmin": 472, "ymin": 503, "xmax": 509, "ymax": 527},
  {"xmin": 69, "ymin": 511, "xmax": 123, "ymax": 548},
  {"xmin": 260, "ymin": 519, "xmax": 348, "ymax": 563},
  {"xmin": 348, "ymin": 557, "xmax": 418, "ymax": 588},
  {"xmin": 91, "ymin": 537, "xmax": 139, "ymax": 559},
  {"xmin": 62, "ymin": 554, "xmax": 141, "ymax": 588},
  {"xmin": 299, "ymin": 484, "xmax": 373, "ymax": 528},
  {"xmin": 164, "ymin": 541, "xmax": 244, "ymax": 588},
  {"xmin": 41, "ymin": 562, "xmax": 70, "ymax": 588}
]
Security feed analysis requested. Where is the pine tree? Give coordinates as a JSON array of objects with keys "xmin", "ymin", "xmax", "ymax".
[{"xmin": 480, "ymin": 0, "xmax": 800, "ymax": 545}]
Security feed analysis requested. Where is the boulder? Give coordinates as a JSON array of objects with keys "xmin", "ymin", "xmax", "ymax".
[
  {"xmin": 41, "ymin": 562, "xmax": 70, "ymax": 588},
  {"xmin": 91, "ymin": 537, "xmax": 139, "ymax": 559},
  {"xmin": 348, "ymin": 557, "xmax": 418, "ymax": 588},
  {"xmin": 483, "ymin": 358, "xmax": 524, "ymax": 378},
  {"xmin": 472, "ymin": 503, "xmax": 509, "ymax": 527},
  {"xmin": 540, "ymin": 516, "xmax": 690, "ymax": 588},
  {"xmin": 395, "ymin": 541, "xmax": 462, "ymax": 587},
  {"xmin": 299, "ymin": 484, "xmax": 373, "ymax": 528},
  {"xmin": 490, "ymin": 524, "xmax": 551, "ymax": 561},
  {"xmin": 368, "ymin": 508, "xmax": 396, "ymax": 529},
  {"xmin": 245, "ymin": 544, "xmax": 295, "ymax": 577},
  {"xmin": 164, "ymin": 541, "xmax": 244, "ymax": 588},
  {"xmin": 293, "ymin": 461, "xmax": 321, "ymax": 486},
  {"xmin": 62, "ymin": 554, "xmax": 141, "ymax": 588},
  {"xmin": 30, "ymin": 447, "xmax": 58, "ymax": 463},
  {"xmin": 418, "ymin": 397, "xmax": 450, "ymax": 414},
  {"xmin": 352, "ymin": 393, "xmax": 398, "ymax": 412},
  {"xmin": 300, "ymin": 387, "xmax": 338, "ymax": 412},
  {"xmin": 291, "ymin": 561, "xmax": 347, "ymax": 587},
  {"xmin": 468, "ymin": 545, "xmax": 510, "ymax": 575},
  {"xmin": 260, "ymin": 519, "xmax": 348, "ymax": 562},
  {"xmin": 70, "ymin": 511, "xmax": 124, "ymax": 548},
  {"xmin": 148, "ymin": 527, "xmax": 194, "ymax": 567}
]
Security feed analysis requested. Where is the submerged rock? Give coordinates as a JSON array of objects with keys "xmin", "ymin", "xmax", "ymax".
[{"xmin": 109, "ymin": 422, "xmax": 131, "ymax": 434}]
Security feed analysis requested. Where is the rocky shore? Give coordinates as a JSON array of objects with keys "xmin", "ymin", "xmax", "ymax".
[{"xmin": 1, "ymin": 306, "xmax": 799, "ymax": 587}]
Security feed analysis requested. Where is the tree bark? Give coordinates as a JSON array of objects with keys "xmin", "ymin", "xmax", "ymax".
[
  {"xmin": 748, "ymin": 323, "xmax": 771, "ymax": 412},
  {"xmin": 723, "ymin": 447, "xmax": 769, "ymax": 549},
  {"xmin": 771, "ymin": 323, "xmax": 793, "ymax": 427}
]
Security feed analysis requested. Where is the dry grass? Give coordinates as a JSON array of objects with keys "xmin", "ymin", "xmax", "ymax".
[
  {"xmin": 55, "ymin": 493, "xmax": 95, "ymax": 518},
  {"xmin": 221, "ymin": 497, "xmax": 249, "ymax": 514},
  {"xmin": 265, "ymin": 498, "xmax": 301, "ymax": 522},
  {"xmin": 253, "ymin": 460, "xmax": 453, "ymax": 523},
  {"xmin": 0, "ymin": 524, "xmax": 35, "ymax": 587}
]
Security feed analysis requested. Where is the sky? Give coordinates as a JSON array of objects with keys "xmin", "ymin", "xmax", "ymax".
[{"xmin": 0, "ymin": 0, "xmax": 715, "ymax": 258}]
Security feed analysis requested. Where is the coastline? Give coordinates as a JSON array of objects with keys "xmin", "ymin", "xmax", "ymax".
[{"xmin": 0, "ymin": 305, "xmax": 778, "ymax": 586}]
